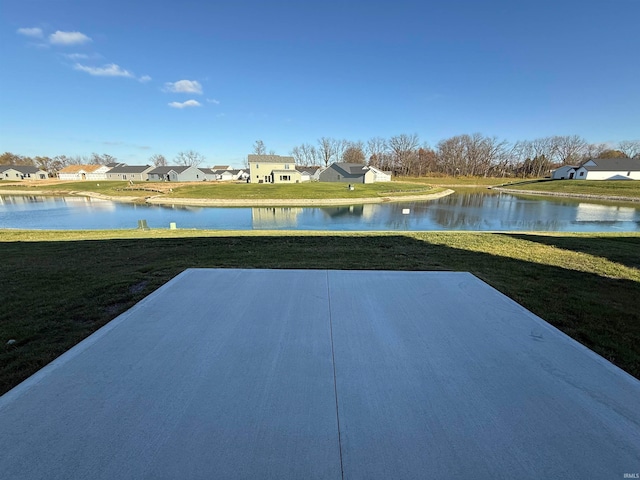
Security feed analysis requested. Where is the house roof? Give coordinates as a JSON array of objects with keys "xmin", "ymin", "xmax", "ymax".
[
  {"xmin": 579, "ymin": 158, "xmax": 640, "ymax": 171},
  {"xmin": 198, "ymin": 168, "xmax": 216, "ymax": 174},
  {"xmin": 106, "ymin": 162, "xmax": 126, "ymax": 168},
  {"xmin": 295, "ymin": 166, "xmax": 321, "ymax": 174},
  {"xmin": 149, "ymin": 166, "xmax": 192, "ymax": 174},
  {"xmin": 58, "ymin": 164, "xmax": 104, "ymax": 174},
  {"xmin": 107, "ymin": 165, "xmax": 153, "ymax": 174},
  {"xmin": 331, "ymin": 163, "xmax": 370, "ymax": 176},
  {"xmin": 211, "ymin": 165, "xmax": 232, "ymax": 170},
  {"xmin": 0, "ymin": 164, "xmax": 44, "ymax": 174},
  {"xmin": 248, "ymin": 154, "xmax": 295, "ymax": 164}
]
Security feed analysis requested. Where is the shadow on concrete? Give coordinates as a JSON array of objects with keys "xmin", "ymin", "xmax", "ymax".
[{"xmin": 2, "ymin": 234, "xmax": 639, "ymax": 396}]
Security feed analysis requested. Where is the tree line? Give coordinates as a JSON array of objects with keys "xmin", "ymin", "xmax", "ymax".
[
  {"xmin": 287, "ymin": 135, "xmax": 640, "ymax": 177},
  {"xmin": 3, "ymin": 135, "xmax": 639, "ymax": 178},
  {"xmin": 0, "ymin": 150, "xmax": 207, "ymax": 174}
]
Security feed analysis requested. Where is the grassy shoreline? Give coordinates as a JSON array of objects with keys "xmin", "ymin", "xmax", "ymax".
[
  {"xmin": 1, "ymin": 229, "xmax": 639, "ymax": 395},
  {"xmin": 494, "ymin": 179, "xmax": 640, "ymax": 201},
  {"xmin": 0, "ymin": 180, "xmax": 450, "ymax": 206}
]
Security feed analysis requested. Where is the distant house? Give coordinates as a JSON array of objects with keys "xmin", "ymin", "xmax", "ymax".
[
  {"xmin": 248, "ymin": 154, "xmax": 300, "ymax": 183},
  {"xmin": 105, "ymin": 162, "xmax": 127, "ymax": 169},
  {"xmin": 214, "ymin": 169, "xmax": 235, "ymax": 181},
  {"xmin": 147, "ymin": 165, "xmax": 205, "ymax": 182},
  {"xmin": 198, "ymin": 168, "xmax": 217, "ymax": 181},
  {"xmin": 551, "ymin": 165, "xmax": 578, "ymax": 180},
  {"xmin": 0, "ymin": 165, "xmax": 48, "ymax": 180},
  {"xmin": 319, "ymin": 163, "xmax": 392, "ymax": 184},
  {"xmin": 574, "ymin": 158, "xmax": 640, "ymax": 180},
  {"xmin": 106, "ymin": 165, "xmax": 154, "ymax": 181},
  {"xmin": 211, "ymin": 165, "xmax": 232, "ymax": 171},
  {"xmin": 58, "ymin": 164, "xmax": 111, "ymax": 181},
  {"xmin": 295, "ymin": 166, "xmax": 323, "ymax": 182}
]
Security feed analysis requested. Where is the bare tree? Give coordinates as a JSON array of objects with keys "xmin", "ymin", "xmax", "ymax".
[
  {"xmin": 175, "ymin": 150, "xmax": 205, "ymax": 166},
  {"xmin": 317, "ymin": 137, "xmax": 335, "ymax": 167},
  {"xmin": 0, "ymin": 152, "xmax": 26, "ymax": 165},
  {"xmin": 33, "ymin": 156, "xmax": 53, "ymax": 174},
  {"xmin": 253, "ymin": 140, "xmax": 266, "ymax": 156},
  {"xmin": 389, "ymin": 133, "xmax": 420, "ymax": 175},
  {"xmin": 342, "ymin": 141, "xmax": 365, "ymax": 163},
  {"xmin": 366, "ymin": 137, "xmax": 388, "ymax": 168},
  {"xmin": 150, "ymin": 154, "xmax": 168, "ymax": 167},
  {"xmin": 583, "ymin": 143, "xmax": 609, "ymax": 160},
  {"xmin": 333, "ymin": 139, "xmax": 348, "ymax": 164},
  {"xmin": 291, "ymin": 143, "xmax": 320, "ymax": 166},
  {"xmin": 552, "ymin": 135, "xmax": 587, "ymax": 165},
  {"xmin": 618, "ymin": 140, "xmax": 640, "ymax": 159},
  {"xmin": 90, "ymin": 153, "xmax": 117, "ymax": 165}
]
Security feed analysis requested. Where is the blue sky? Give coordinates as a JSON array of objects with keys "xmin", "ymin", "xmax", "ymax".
[{"xmin": 1, "ymin": 0, "xmax": 639, "ymax": 167}]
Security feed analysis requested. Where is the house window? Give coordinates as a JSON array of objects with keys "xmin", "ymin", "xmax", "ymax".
[
  {"xmin": 123, "ymin": 175, "xmax": 127, "ymax": 179},
  {"xmin": 280, "ymin": 175, "xmax": 290, "ymax": 181},
  {"xmin": 628, "ymin": 171, "xmax": 631, "ymax": 176},
  {"xmin": 285, "ymin": 164, "xmax": 290, "ymax": 169},
  {"xmin": 256, "ymin": 164, "xmax": 259, "ymax": 169},
  {"xmin": 579, "ymin": 172, "xmax": 584, "ymax": 176}
]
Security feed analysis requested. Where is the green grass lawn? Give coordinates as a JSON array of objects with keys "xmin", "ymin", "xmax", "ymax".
[
  {"xmin": 401, "ymin": 176, "xmax": 520, "ymax": 186},
  {"xmin": 1, "ymin": 229, "xmax": 639, "ymax": 395},
  {"xmin": 164, "ymin": 181, "xmax": 436, "ymax": 199},
  {"xmin": 503, "ymin": 180, "xmax": 640, "ymax": 199},
  {"xmin": 1, "ymin": 180, "xmax": 439, "ymax": 201}
]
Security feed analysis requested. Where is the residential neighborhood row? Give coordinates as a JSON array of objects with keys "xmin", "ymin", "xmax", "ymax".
[
  {"xmin": 2, "ymin": 155, "xmax": 639, "ymax": 183},
  {"xmin": 0, "ymin": 155, "xmax": 393, "ymax": 184}
]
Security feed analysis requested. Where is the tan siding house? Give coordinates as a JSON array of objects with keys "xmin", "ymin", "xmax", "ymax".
[{"xmin": 248, "ymin": 155, "xmax": 299, "ymax": 183}]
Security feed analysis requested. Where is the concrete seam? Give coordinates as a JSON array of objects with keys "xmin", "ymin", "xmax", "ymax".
[{"xmin": 326, "ymin": 270, "xmax": 345, "ymax": 480}]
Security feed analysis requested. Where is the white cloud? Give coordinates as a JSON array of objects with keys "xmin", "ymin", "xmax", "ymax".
[
  {"xmin": 63, "ymin": 53, "xmax": 90, "ymax": 60},
  {"xmin": 168, "ymin": 100, "xmax": 202, "ymax": 109},
  {"xmin": 49, "ymin": 30, "xmax": 92, "ymax": 46},
  {"xmin": 206, "ymin": 98, "xmax": 220, "ymax": 105},
  {"xmin": 138, "ymin": 75, "xmax": 152, "ymax": 83},
  {"xmin": 17, "ymin": 27, "xmax": 43, "ymax": 38},
  {"xmin": 163, "ymin": 80, "xmax": 203, "ymax": 94},
  {"xmin": 74, "ymin": 63, "xmax": 133, "ymax": 78}
]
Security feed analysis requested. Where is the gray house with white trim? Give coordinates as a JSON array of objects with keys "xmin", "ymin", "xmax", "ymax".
[
  {"xmin": 106, "ymin": 165, "xmax": 154, "ymax": 181},
  {"xmin": 0, "ymin": 165, "xmax": 48, "ymax": 180},
  {"xmin": 148, "ymin": 165, "xmax": 205, "ymax": 182},
  {"xmin": 319, "ymin": 163, "xmax": 391, "ymax": 184}
]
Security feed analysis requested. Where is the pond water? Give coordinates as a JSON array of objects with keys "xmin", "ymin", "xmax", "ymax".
[{"xmin": 1, "ymin": 192, "xmax": 639, "ymax": 232}]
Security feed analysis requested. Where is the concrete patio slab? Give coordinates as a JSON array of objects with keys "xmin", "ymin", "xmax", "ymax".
[{"xmin": 1, "ymin": 269, "xmax": 639, "ymax": 479}]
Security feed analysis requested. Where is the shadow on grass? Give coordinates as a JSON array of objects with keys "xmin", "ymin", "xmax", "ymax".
[
  {"xmin": 1, "ymin": 234, "xmax": 639, "ymax": 395},
  {"xmin": 503, "ymin": 233, "xmax": 640, "ymax": 270}
]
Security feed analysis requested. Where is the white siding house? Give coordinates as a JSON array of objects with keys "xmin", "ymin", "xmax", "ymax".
[
  {"xmin": 574, "ymin": 158, "xmax": 640, "ymax": 180},
  {"xmin": 58, "ymin": 164, "xmax": 110, "ymax": 181},
  {"xmin": 551, "ymin": 165, "xmax": 578, "ymax": 180}
]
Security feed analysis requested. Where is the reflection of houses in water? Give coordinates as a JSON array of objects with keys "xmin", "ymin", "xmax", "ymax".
[
  {"xmin": 62, "ymin": 196, "xmax": 116, "ymax": 211},
  {"xmin": 319, "ymin": 205, "xmax": 364, "ymax": 219},
  {"xmin": 575, "ymin": 203, "xmax": 637, "ymax": 222},
  {"xmin": 252, "ymin": 207, "xmax": 303, "ymax": 228}
]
